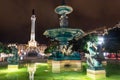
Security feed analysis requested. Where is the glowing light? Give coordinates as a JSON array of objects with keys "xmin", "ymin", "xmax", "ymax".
[
  {"xmin": 98, "ymin": 36, "xmax": 104, "ymax": 44},
  {"xmin": 8, "ymin": 65, "xmax": 18, "ymax": 71},
  {"xmin": 20, "ymin": 56, "xmax": 23, "ymax": 60}
]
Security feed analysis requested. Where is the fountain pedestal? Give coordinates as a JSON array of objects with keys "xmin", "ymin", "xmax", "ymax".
[
  {"xmin": 52, "ymin": 61, "xmax": 60, "ymax": 73},
  {"xmin": 51, "ymin": 60, "xmax": 82, "ymax": 73},
  {"xmin": 87, "ymin": 69, "xmax": 106, "ymax": 80}
]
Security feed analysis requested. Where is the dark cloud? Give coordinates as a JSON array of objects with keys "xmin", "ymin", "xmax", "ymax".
[{"xmin": 0, "ymin": 0, "xmax": 120, "ymax": 43}]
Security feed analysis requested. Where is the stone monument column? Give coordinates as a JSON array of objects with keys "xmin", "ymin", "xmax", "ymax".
[{"xmin": 28, "ymin": 9, "xmax": 37, "ymax": 47}]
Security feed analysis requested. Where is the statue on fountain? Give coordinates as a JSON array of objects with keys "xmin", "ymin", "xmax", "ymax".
[
  {"xmin": 48, "ymin": 44, "xmax": 81, "ymax": 60},
  {"xmin": 86, "ymin": 41, "xmax": 103, "ymax": 70},
  {"xmin": 59, "ymin": 45, "xmax": 73, "ymax": 56}
]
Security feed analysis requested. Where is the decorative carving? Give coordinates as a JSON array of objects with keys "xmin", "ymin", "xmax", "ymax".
[{"xmin": 60, "ymin": 45, "xmax": 73, "ymax": 56}]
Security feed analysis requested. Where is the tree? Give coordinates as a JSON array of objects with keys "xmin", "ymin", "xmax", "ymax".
[
  {"xmin": 44, "ymin": 41, "xmax": 58, "ymax": 54},
  {"xmin": 0, "ymin": 42, "xmax": 11, "ymax": 56},
  {"xmin": 3, "ymin": 45, "xmax": 11, "ymax": 54},
  {"xmin": 69, "ymin": 34, "xmax": 98, "ymax": 52},
  {"xmin": 104, "ymin": 28, "xmax": 120, "ymax": 59},
  {"xmin": 0, "ymin": 42, "xmax": 4, "ymax": 53},
  {"xmin": 0, "ymin": 42, "xmax": 11, "ymax": 61}
]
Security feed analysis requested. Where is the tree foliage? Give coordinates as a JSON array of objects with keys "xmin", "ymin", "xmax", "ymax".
[
  {"xmin": 44, "ymin": 41, "xmax": 57, "ymax": 54},
  {"xmin": 69, "ymin": 34, "xmax": 98, "ymax": 52},
  {"xmin": 104, "ymin": 28, "xmax": 120, "ymax": 53},
  {"xmin": 0, "ymin": 42, "xmax": 4, "ymax": 53},
  {"xmin": 0, "ymin": 42, "xmax": 11, "ymax": 54}
]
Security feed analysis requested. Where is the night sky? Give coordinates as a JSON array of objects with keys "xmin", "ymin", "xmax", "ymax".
[{"xmin": 0, "ymin": 0, "xmax": 120, "ymax": 44}]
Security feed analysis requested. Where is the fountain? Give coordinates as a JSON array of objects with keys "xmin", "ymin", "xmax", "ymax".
[{"xmin": 43, "ymin": 0, "xmax": 84, "ymax": 73}]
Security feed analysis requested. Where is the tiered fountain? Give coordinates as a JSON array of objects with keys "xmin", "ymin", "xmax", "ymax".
[{"xmin": 43, "ymin": 1, "xmax": 84, "ymax": 73}]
